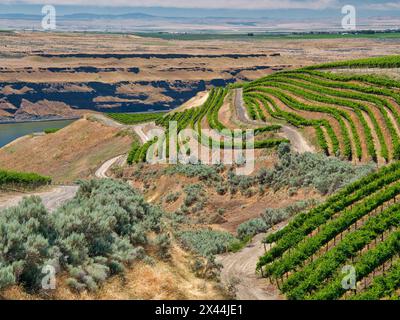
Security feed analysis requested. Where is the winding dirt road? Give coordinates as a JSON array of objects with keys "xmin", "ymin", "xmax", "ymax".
[
  {"xmin": 132, "ymin": 123, "xmax": 152, "ymax": 144},
  {"xmin": 234, "ymin": 88, "xmax": 263, "ymax": 125},
  {"xmin": 234, "ymin": 88, "xmax": 314, "ymax": 154},
  {"xmin": 279, "ymin": 126, "xmax": 314, "ymax": 153},
  {"xmin": 95, "ymin": 154, "xmax": 127, "ymax": 178},
  {"xmin": 0, "ymin": 186, "xmax": 79, "ymax": 212},
  {"xmin": 217, "ymin": 233, "xmax": 283, "ymax": 300},
  {"xmin": 92, "ymin": 114, "xmax": 153, "ymax": 178}
]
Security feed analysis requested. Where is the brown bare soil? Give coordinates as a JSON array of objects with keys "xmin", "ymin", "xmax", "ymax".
[{"xmin": 218, "ymin": 91, "xmax": 244, "ymax": 130}]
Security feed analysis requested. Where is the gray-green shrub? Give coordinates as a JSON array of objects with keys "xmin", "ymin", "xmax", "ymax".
[
  {"xmin": 183, "ymin": 184, "xmax": 205, "ymax": 207},
  {"xmin": 0, "ymin": 179, "xmax": 167, "ymax": 292},
  {"xmin": 178, "ymin": 229, "xmax": 237, "ymax": 257},
  {"xmin": 237, "ymin": 200, "xmax": 318, "ymax": 240},
  {"xmin": 259, "ymin": 143, "xmax": 375, "ymax": 195}
]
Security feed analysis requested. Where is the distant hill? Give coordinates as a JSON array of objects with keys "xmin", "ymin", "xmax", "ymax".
[{"xmin": 0, "ymin": 12, "xmax": 157, "ymax": 20}]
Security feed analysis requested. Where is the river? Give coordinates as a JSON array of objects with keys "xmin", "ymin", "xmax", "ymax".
[{"xmin": 0, "ymin": 120, "xmax": 75, "ymax": 148}]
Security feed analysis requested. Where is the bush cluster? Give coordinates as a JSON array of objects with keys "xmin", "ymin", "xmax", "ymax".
[
  {"xmin": 257, "ymin": 144, "xmax": 375, "ymax": 195},
  {"xmin": 0, "ymin": 179, "xmax": 167, "ymax": 292},
  {"xmin": 237, "ymin": 200, "xmax": 317, "ymax": 240},
  {"xmin": 178, "ymin": 229, "xmax": 237, "ymax": 257},
  {"xmin": 165, "ymin": 164, "xmax": 222, "ymax": 183},
  {"xmin": 183, "ymin": 184, "xmax": 204, "ymax": 206}
]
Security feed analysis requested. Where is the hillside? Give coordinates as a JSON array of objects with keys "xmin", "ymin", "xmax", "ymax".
[
  {"xmin": 2, "ymin": 55, "xmax": 400, "ymax": 300},
  {"xmin": 128, "ymin": 56, "xmax": 400, "ymax": 168},
  {"xmin": 0, "ymin": 115, "xmax": 133, "ymax": 183},
  {"xmin": 258, "ymin": 161, "xmax": 400, "ymax": 300},
  {"xmin": 119, "ymin": 55, "xmax": 400, "ymax": 300}
]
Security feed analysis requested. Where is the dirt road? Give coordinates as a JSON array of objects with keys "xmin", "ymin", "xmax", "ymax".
[
  {"xmin": 234, "ymin": 88, "xmax": 262, "ymax": 125},
  {"xmin": 234, "ymin": 88, "xmax": 314, "ymax": 154},
  {"xmin": 0, "ymin": 185, "xmax": 79, "ymax": 212},
  {"xmin": 0, "ymin": 153, "xmax": 126, "ymax": 212},
  {"xmin": 217, "ymin": 233, "xmax": 283, "ymax": 300},
  {"xmin": 89, "ymin": 113, "xmax": 127, "ymax": 129},
  {"xmin": 90, "ymin": 113, "xmax": 153, "ymax": 144},
  {"xmin": 280, "ymin": 126, "xmax": 315, "ymax": 153},
  {"xmin": 132, "ymin": 123, "xmax": 152, "ymax": 143},
  {"xmin": 91, "ymin": 113, "xmax": 155, "ymax": 178},
  {"xmin": 95, "ymin": 154, "xmax": 126, "ymax": 178}
]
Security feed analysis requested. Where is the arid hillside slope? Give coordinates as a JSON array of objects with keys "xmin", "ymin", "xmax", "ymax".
[{"xmin": 0, "ymin": 116, "xmax": 133, "ymax": 183}]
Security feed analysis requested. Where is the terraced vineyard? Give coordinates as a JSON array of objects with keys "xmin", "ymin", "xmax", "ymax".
[
  {"xmin": 107, "ymin": 112, "xmax": 165, "ymax": 125},
  {"xmin": 127, "ymin": 56, "xmax": 400, "ymax": 165},
  {"xmin": 243, "ymin": 56, "xmax": 400, "ymax": 164},
  {"xmin": 129, "ymin": 88, "xmax": 288, "ymax": 163},
  {"xmin": 257, "ymin": 161, "xmax": 400, "ymax": 300},
  {"xmin": 241, "ymin": 56, "xmax": 400, "ymax": 300}
]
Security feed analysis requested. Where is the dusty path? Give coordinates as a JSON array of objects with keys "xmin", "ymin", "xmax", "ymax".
[
  {"xmin": 234, "ymin": 88, "xmax": 315, "ymax": 154},
  {"xmin": 89, "ymin": 113, "xmax": 127, "ymax": 129},
  {"xmin": 217, "ymin": 233, "xmax": 283, "ymax": 300},
  {"xmin": 94, "ymin": 119, "xmax": 154, "ymax": 178},
  {"xmin": 0, "ymin": 186, "xmax": 79, "ymax": 212},
  {"xmin": 91, "ymin": 113, "xmax": 153, "ymax": 144},
  {"xmin": 92, "ymin": 114, "xmax": 155, "ymax": 178},
  {"xmin": 95, "ymin": 154, "xmax": 126, "ymax": 178},
  {"xmin": 132, "ymin": 123, "xmax": 152, "ymax": 143},
  {"xmin": 234, "ymin": 88, "xmax": 262, "ymax": 125},
  {"xmin": 279, "ymin": 126, "xmax": 314, "ymax": 153}
]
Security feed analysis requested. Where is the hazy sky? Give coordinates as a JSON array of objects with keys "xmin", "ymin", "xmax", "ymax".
[{"xmin": 0, "ymin": 0, "xmax": 398, "ymax": 10}]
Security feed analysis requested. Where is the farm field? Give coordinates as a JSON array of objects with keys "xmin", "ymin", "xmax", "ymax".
[{"xmin": 128, "ymin": 55, "xmax": 400, "ymax": 168}]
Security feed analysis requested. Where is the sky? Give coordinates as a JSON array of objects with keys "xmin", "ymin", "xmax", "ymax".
[
  {"xmin": 0, "ymin": 0, "xmax": 339, "ymax": 10},
  {"xmin": 0, "ymin": 0, "xmax": 399, "ymax": 13}
]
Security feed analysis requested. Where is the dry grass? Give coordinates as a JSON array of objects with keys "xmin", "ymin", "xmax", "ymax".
[
  {"xmin": 0, "ymin": 115, "xmax": 133, "ymax": 183},
  {"xmin": 1, "ymin": 245, "xmax": 226, "ymax": 301}
]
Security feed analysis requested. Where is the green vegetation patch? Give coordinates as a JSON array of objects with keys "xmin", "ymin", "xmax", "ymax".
[
  {"xmin": 44, "ymin": 128, "xmax": 61, "ymax": 134},
  {"xmin": 0, "ymin": 169, "xmax": 51, "ymax": 188},
  {"xmin": 178, "ymin": 229, "xmax": 237, "ymax": 257},
  {"xmin": 107, "ymin": 112, "xmax": 166, "ymax": 125}
]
